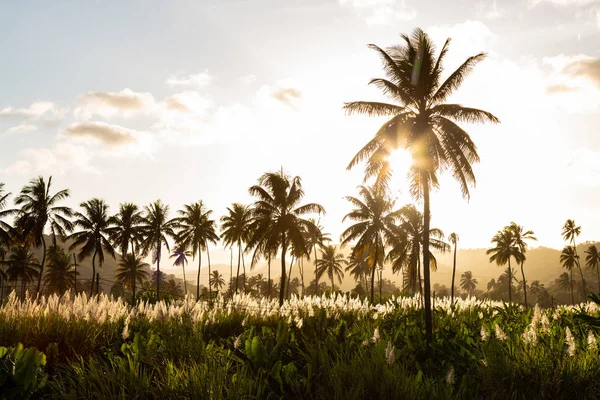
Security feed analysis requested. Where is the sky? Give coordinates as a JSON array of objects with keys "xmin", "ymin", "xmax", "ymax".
[{"xmin": 1, "ymin": 0, "xmax": 600, "ymax": 265}]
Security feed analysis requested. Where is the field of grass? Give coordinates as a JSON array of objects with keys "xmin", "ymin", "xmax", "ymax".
[{"xmin": 2, "ymin": 291, "xmax": 600, "ymax": 399}]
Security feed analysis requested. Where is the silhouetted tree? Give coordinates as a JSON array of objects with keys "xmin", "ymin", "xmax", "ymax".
[
  {"xmin": 560, "ymin": 246, "xmax": 579, "ymax": 305},
  {"xmin": 115, "ymin": 254, "xmax": 150, "ymax": 302},
  {"xmin": 448, "ymin": 233, "xmax": 459, "ymax": 303},
  {"xmin": 44, "ymin": 245, "xmax": 77, "ymax": 295},
  {"xmin": 508, "ymin": 222, "xmax": 536, "ymax": 308},
  {"xmin": 220, "ymin": 203, "xmax": 253, "ymax": 294},
  {"xmin": 170, "ymin": 246, "xmax": 191, "ymax": 295},
  {"xmin": 315, "ymin": 245, "xmax": 347, "ymax": 293},
  {"xmin": 2, "ymin": 245, "xmax": 40, "ymax": 299},
  {"xmin": 585, "ymin": 244, "xmax": 600, "ymax": 294},
  {"xmin": 562, "ymin": 219, "xmax": 586, "ymax": 300},
  {"xmin": 460, "ymin": 271, "xmax": 477, "ymax": 296}
]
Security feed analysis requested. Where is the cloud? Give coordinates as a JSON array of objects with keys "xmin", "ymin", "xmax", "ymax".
[
  {"xmin": 476, "ymin": 0, "xmax": 506, "ymax": 19},
  {"xmin": 543, "ymin": 55, "xmax": 600, "ymax": 110},
  {"xmin": 562, "ymin": 57, "xmax": 600, "ymax": 84},
  {"xmin": 339, "ymin": 0, "xmax": 416, "ymax": 25},
  {"xmin": 74, "ymin": 88, "xmax": 156, "ymax": 120},
  {"xmin": 0, "ymin": 143, "xmax": 95, "ymax": 176},
  {"xmin": 241, "ymin": 74, "xmax": 257, "ymax": 85},
  {"xmin": 3, "ymin": 124, "xmax": 38, "ymax": 135},
  {"xmin": 0, "ymin": 101, "xmax": 68, "ymax": 124},
  {"xmin": 529, "ymin": 0, "xmax": 599, "ymax": 6},
  {"xmin": 63, "ymin": 122, "xmax": 138, "ymax": 146},
  {"xmin": 270, "ymin": 87, "xmax": 302, "ymax": 108},
  {"xmin": 166, "ymin": 70, "xmax": 213, "ymax": 87},
  {"xmin": 546, "ymin": 83, "xmax": 579, "ymax": 93},
  {"xmin": 162, "ymin": 91, "xmax": 212, "ymax": 115}
]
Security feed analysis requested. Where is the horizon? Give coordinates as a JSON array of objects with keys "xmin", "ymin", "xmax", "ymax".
[{"xmin": 2, "ymin": 0, "xmax": 600, "ymax": 251}]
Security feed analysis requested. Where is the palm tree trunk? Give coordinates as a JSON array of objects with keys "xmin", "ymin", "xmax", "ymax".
[
  {"xmin": 300, "ymin": 257, "xmax": 305, "ymax": 297},
  {"xmin": 379, "ymin": 268, "xmax": 382, "ymax": 301},
  {"xmin": 314, "ymin": 246, "xmax": 319, "ymax": 296},
  {"xmin": 207, "ymin": 245, "xmax": 212, "ymax": 300},
  {"xmin": 422, "ymin": 175, "xmax": 433, "ymax": 358},
  {"xmin": 242, "ymin": 249, "xmax": 247, "ymax": 292},
  {"xmin": 286, "ymin": 255, "xmax": 295, "ymax": 298},
  {"xmin": 279, "ymin": 234, "xmax": 287, "ymax": 306},
  {"xmin": 36, "ymin": 236, "xmax": 47, "ymax": 296},
  {"xmin": 235, "ymin": 240, "xmax": 241, "ymax": 294},
  {"xmin": 508, "ymin": 258, "xmax": 512, "ymax": 303},
  {"xmin": 331, "ymin": 272, "xmax": 334, "ymax": 294},
  {"xmin": 132, "ymin": 273, "xmax": 136, "ymax": 305},
  {"xmin": 371, "ymin": 239, "xmax": 378, "ymax": 304},
  {"xmin": 230, "ymin": 247, "xmax": 233, "ymax": 298},
  {"xmin": 451, "ymin": 242, "xmax": 457, "ymax": 303},
  {"xmin": 90, "ymin": 250, "xmax": 97, "ymax": 297},
  {"xmin": 156, "ymin": 245, "xmax": 161, "ymax": 300},
  {"xmin": 196, "ymin": 249, "xmax": 202, "ymax": 299},
  {"xmin": 22, "ymin": 278, "xmax": 26, "ymax": 300},
  {"xmin": 573, "ymin": 239, "xmax": 587, "ymax": 301},
  {"xmin": 521, "ymin": 261, "xmax": 528, "ymax": 308},
  {"xmin": 570, "ymin": 268, "xmax": 575, "ymax": 305},
  {"xmin": 182, "ymin": 263, "xmax": 187, "ymax": 296},
  {"xmin": 268, "ymin": 255, "xmax": 271, "ymax": 299},
  {"xmin": 597, "ymin": 266, "xmax": 600, "ymax": 294}
]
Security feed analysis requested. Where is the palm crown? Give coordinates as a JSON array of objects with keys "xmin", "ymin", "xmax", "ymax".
[
  {"xmin": 110, "ymin": 203, "xmax": 144, "ymax": 258},
  {"xmin": 315, "ymin": 245, "xmax": 347, "ymax": 293}
]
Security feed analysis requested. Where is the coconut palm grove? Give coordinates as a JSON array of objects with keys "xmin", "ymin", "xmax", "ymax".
[{"xmin": 2, "ymin": 2, "xmax": 600, "ymax": 398}]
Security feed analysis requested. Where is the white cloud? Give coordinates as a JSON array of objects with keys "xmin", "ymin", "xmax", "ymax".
[
  {"xmin": 241, "ymin": 74, "xmax": 257, "ymax": 85},
  {"xmin": 476, "ymin": 0, "xmax": 506, "ymax": 19},
  {"xmin": 339, "ymin": 0, "xmax": 416, "ymax": 25},
  {"xmin": 166, "ymin": 70, "xmax": 213, "ymax": 87},
  {"xmin": 63, "ymin": 121, "xmax": 139, "ymax": 146},
  {"xmin": 3, "ymin": 124, "xmax": 38, "ymax": 135},
  {"xmin": 0, "ymin": 101, "xmax": 68, "ymax": 124},
  {"xmin": 74, "ymin": 88, "xmax": 156, "ymax": 120},
  {"xmin": 529, "ymin": 0, "xmax": 599, "ymax": 6},
  {"xmin": 0, "ymin": 143, "xmax": 95, "ymax": 176}
]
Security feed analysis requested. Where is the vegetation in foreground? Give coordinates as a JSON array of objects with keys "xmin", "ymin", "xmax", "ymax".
[{"xmin": 2, "ymin": 291, "xmax": 600, "ymax": 399}]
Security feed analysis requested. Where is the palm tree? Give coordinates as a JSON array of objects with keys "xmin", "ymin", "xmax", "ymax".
[
  {"xmin": 585, "ymin": 245, "xmax": 600, "ymax": 293},
  {"xmin": 139, "ymin": 200, "xmax": 176, "ymax": 299},
  {"xmin": 220, "ymin": 203, "xmax": 253, "ymax": 294},
  {"xmin": 0, "ymin": 183, "xmax": 14, "ymax": 250},
  {"xmin": 174, "ymin": 202, "xmax": 219, "ymax": 299},
  {"xmin": 487, "ymin": 278, "xmax": 496, "ymax": 293},
  {"xmin": 209, "ymin": 270, "xmax": 225, "ymax": 292},
  {"xmin": 247, "ymin": 170, "xmax": 325, "ymax": 306},
  {"xmin": 386, "ymin": 204, "xmax": 448, "ymax": 294},
  {"xmin": 560, "ymin": 245, "xmax": 579, "ymax": 305},
  {"xmin": 43, "ymin": 245, "xmax": 77, "ymax": 295},
  {"xmin": 508, "ymin": 222, "xmax": 536, "ymax": 308},
  {"xmin": 315, "ymin": 245, "xmax": 347, "ymax": 293},
  {"xmin": 170, "ymin": 246, "xmax": 191, "ymax": 295},
  {"xmin": 68, "ymin": 198, "xmax": 116, "ymax": 296},
  {"xmin": 562, "ymin": 219, "xmax": 586, "ymax": 300},
  {"xmin": 486, "ymin": 228, "xmax": 522, "ymax": 303},
  {"xmin": 304, "ymin": 219, "xmax": 331, "ymax": 296},
  {"xmin": 110, "ymin": 203, "xmax": 144, "ymax": 258},
  {"xmin": 344, "ymin": 28, "xmax": 499, "ymax": 351},
  {"xmin": 460, "ymin": 271, "xmax": 477, "ymax": 296},
  {"xmin": 346, "ymin": 244, "xmax": 372, "ymax": 295},
  {"xmin": 12, "ymin": 176, "xmax": 73, "ymax": 295},
  {"xmin": 165, "ymin": 279, "xmax": 182, "ymax": 297},
  {"xmin": 340, "ymin": 185, "xmax": 400, "ymax": 304},
  {"xmin": 115, "ymin": 253, "xmax": 150, "ymax": 302},
  {"xmin": 448, "ymin": 233, "xmax": 459, "ymax": 303},
  {"xmin": 556, "ymin": 272, "xmax": 572, "ymax": 293},
  {"xmin": 2, "ymin": 245, "xmax": 40, "ymax": 299}
]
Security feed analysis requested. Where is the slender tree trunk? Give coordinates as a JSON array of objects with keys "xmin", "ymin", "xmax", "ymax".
[
  {"xmin": 521, "ymin": 261, "xmax": 528, "ymax": 308},
  {"xmin": 242, "ymin": 248, "xmax": 247, "ymax": 292},
  {"xmin": 597, "ymin": 266, "xmax": 600, "ymax": 294},
  {"xmin": 90, "ymin": 251, "xmax": 97, "ymax": 297},
  {"xmin": 300, "ymin": 257, "xmax": 305, "ymax": 297},
  {"xmin": 379, "ymin": 268, "xmax": 382, "ymax": 301},
  {"xmin": 235, "ymin": 240, "xmax": 241, "ymax": 293},
  {"xmin": 422, "ymin": 177, "xmax": 433, "ymax": 358},
  {"xmin": 207, "ymin": 245, "xmax": 212, "ymax": 300},
  {"xmin": 508, "ymin": 258, "xmax": 512, "ymax": 303},
  {"xmin": 417, "ymin": 255, "xmax": 422, "ymax": 296},
  {"xmin": 451, "ymin": 242, "xmax": 457, "ymax": 303},
  {"xmin": 331, "ymin": 272, "xmax": 334, "ymax": 294},
  {"xmin": 132, "ymin": 272, "xmax": 136, "ymax": 304},
  {"xmin": 279, "ymin": 234, "xmax": 287, "ymax": 306},
  {"xmin": 314, "ymin": 246, "xmax": 319, "ymax": 296},
  {"xmin": 182, "ymin": 263, "xmax": 187, "ymax": 296},
  {"xmin": 573, "ymin": 239, "xmax": 587, "ymax": 301},
  {"xmin": 371, "ymin": 239, "xmax": 378, "ymax": 304},
  {"xmin": 156, "ymin": 244, "xmax": 161, "ymax": 300},
  {"xmin": 96, "ymin": 272, "xmax": 100, "ymax": 295},
  {"xmin": 36, "ymin": 236, "xmax": 47, "ymax": 296},
  {"xmin": 0, "ymin": 276, "xmax": 3, "ymax": 303},
  {"xmin": 268, "ymin": 255, "xmax": 271, "ymax": 299},
  {"xmin": 22, "ymin": 278, "xmax": 26, "ymax": 300},
  {"xmin": 570, "ymin": 268, "xmax": 575, "ymax": 305},
  {"xmin": 196, "ymin": 249, "xmax": 202, "ymax": 299},
  {"xmin": 286, "ymin": 256, "xmax": 295, "ymax": 298},
  {"xmin": 73, "ymin": 253, "xmax": 78, "ymax": 294},
  {"xmin": 230, "ymin": 247, "xmax": 233, "ymax": 298}
]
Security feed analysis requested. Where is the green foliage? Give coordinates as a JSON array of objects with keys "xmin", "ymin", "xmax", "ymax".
[{"xmin": 0, "ymin": 343, "xmax": 47, "ymax": 399}]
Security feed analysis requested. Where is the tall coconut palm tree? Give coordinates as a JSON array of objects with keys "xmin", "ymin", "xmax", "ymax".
[
  {"xmin": 209, "ymin": 270, "xmax": 225, "ymax": 292},
  {"xmin": 562, "ymin": 219, "xmax": 586, "ymax": 300},
  {"xmin": 386, "ymin": 204, "xmax": 448, "ymax": 294},
  {"xmin": 344, "ymin": 28, "xmax": 499, "ymax": 351},
  {"xmin": 110, "ymin": 203, "xmax": 144, "ymax": 258},
  {"xmin": 346, "ymin": 244, "xmax": 372, "ymax": 295},
  {"xmin": 315, "ymin": 245, "xmax": 347, "ymax": 293},
  {"xmin": 304, "ymin": 219, "xmax": 331, "ymax": 296},
  {"xmin": 175, "ymin": 202, "xmax": 219, "ymax": 299},
  {"xmin": 247, "ymin": 170, "xmax": 325, "ymax": 306},
  {"xmin": 170, "ymin": 246, "xmax": 191, "ymax": 295},
  {"xmin": 43, "ymin": 245, "xmax": 77, "ymax": 295},
  {"xmin": 115, "ymin": 253, "xmax": 150, "ymax": 303},
  {"xmin": 460, "ymin": 271, "xmax": 477, "ymax": 296},
  {"xmin": 341, "ymin": 185, "xmax": 400, "ymax": 304},
  {"xmin": 2, "ymin": 245, "xmax": 40, "ymax": 299},
  {"xmin": 486, "ymin": 228, "xmax": 522, "ymax": 303},
  {"xmin": 448, "ymin": 233, "xmax": 459, "ymax": 303},
  {"xmin": 139, "ymin": 200, "xmax": 177, "ymax": 299},
  {"xmin": 556, "ymin": 272, "xmax": 572, "ymax": 294},
  {"xmin": 68, "ymin": 199, "xmax": 116, "ymax": 296},
  {"xmin": 560, "ymin": 245, "xmax": 579, "ymax": 305},
  {"xmin": 508, "ymin": 222, "xmax": 536, "ymax": 308},
  {"xmin": 220, "ymin": 203, "xmax": 253, "ymax": 294},
  {"xmin": 12, "ymin": 176, "xmax": 73, "ymax": 295},
  {"xmin": 487, "ymin": 278, "xmax": 496, "ymax": 293},
  {"xmin": 585, "ymin": 245, "xmax": 600, "ymax": 293}
]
